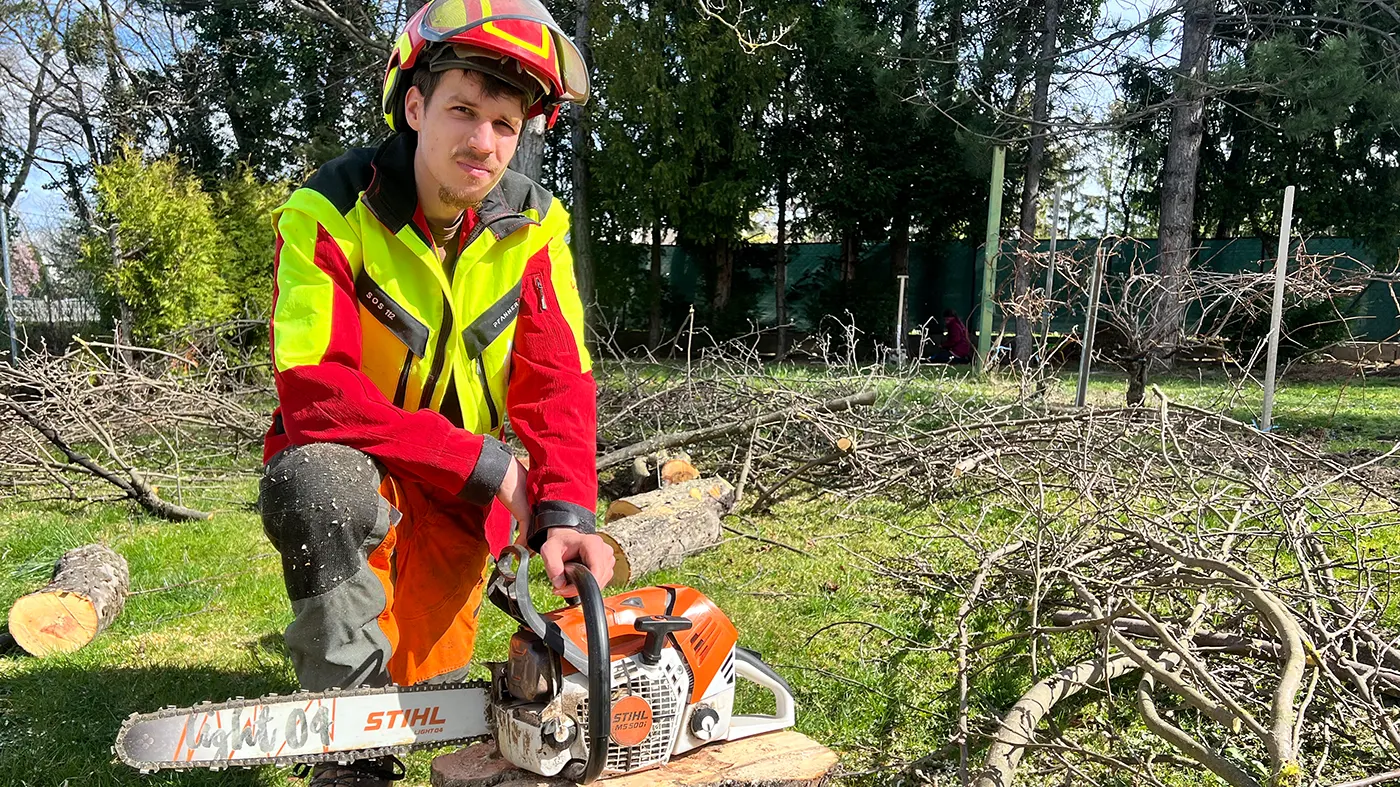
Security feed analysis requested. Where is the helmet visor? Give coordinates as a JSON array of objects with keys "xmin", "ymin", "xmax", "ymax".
[{"xmin": 418, "ymin": 0, "xmax": 590, "ymax": 104}]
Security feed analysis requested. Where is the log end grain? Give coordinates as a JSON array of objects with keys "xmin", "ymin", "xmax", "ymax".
[
  {"xmin": 431, "ymin": 731, "xmax": 836, "ymax": 787},
  {"xmin": 605, "ymin": 499, "xmax": 644, "ymax": 524},
  {"xmin": 6, "ymin": 544, "xmax": 128, "ymax": 657},
  {"xmin": 599, "ymin": 532, "xmax": 633, "ymax": 587},
  {"xmin": 8, "ymin": 591, "xmax": 100, "ymax": 656},
  {"xmin": 660, "ymin": 459, "xmax": 701, "ymax": 486}
]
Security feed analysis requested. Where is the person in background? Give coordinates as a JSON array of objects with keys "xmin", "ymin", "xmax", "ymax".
[{"xmin": 933, "ymin": 309, "xmax": 973, "ymax": 364}]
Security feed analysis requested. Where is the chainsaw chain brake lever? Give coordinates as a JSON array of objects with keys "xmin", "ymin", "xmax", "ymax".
[
  {"xmin": 488, "ymin": 545, "xmax": 595, "ymax": 676},
  {"xmin": 489, "ymin": 545, "xmax": 611, "ymax": 784}
]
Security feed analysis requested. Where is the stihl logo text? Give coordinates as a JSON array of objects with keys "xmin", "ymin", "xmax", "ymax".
[
  {"xmin": 609, "ymin": 694, "xmax": 653, "ymax": 747},
  {"xmin": 364, "ymin": 706, "xmax": 448, "ymax": 731}
]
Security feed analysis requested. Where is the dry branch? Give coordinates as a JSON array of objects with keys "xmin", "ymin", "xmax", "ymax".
[
  {"xmin": 972, "ymin": 653, "xmax": 1140, "ymax": 787},
  {"xmin": 596, "ymin": 390, "xmax": 876, "ymax": 471}
]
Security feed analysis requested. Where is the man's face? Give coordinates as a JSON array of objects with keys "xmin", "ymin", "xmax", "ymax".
[{"xmin": 405, "ymin": 69, "xmax": 525, "ymax": 211}]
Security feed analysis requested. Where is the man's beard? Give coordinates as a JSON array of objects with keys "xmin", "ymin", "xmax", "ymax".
[
  {"xmin": 439, "ymin": 153, "xmax": 496, "ymax": 210},
  {"xmin": 439, "ymin": 182, "xmax": 482, "ymax": 211}
]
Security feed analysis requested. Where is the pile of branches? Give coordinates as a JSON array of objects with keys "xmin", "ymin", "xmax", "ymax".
[
  {"xmin": 594, "ymin": 326, "xmax": 893, "ymax": 508},
  {"xmin": 880, "ymin": 387, "xmax": 1400, "ymax": 787},
  {"xmin": 0, "ymin": 340, "xmax": 268, "ymax": 519}
]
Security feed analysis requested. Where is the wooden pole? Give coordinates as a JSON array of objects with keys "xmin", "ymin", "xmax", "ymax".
[
  {"xmin": 895, "ymin": 273, "xmax": 909, "ymax": 363},
  {"xmin": 1261, "ymin": 185, "xmax": 1296, "ymax": 432},
  {"xmin": 1074, "ymin": 246, "xmax": 1106, "ymax": 408},
  {"xmin": 977, "ymin": 146, "xmax": 1006, "ymax": 371},
  {"xmin": 1040, "ymin": 185, "xmax": 1062, "ymax": 355}
]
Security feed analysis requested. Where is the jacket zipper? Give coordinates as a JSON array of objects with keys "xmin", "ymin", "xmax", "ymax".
[
  {"xmin": 533, "ymin": 276, "xmax": 548, "ymax": 311},
  {"xmin": 419, "ymin": 225, "xmax": 477, "ymax": 411},
  {"xmin": 418, "ymin": 293, "xmax": 453, "ymax": 410},
  {"xmin": 476, "ymin": 356, "xmax": 500, "ymax": 430},
  {"xmin": 392, "ymin": 348, "xmax": 413, "ymax": 408}
]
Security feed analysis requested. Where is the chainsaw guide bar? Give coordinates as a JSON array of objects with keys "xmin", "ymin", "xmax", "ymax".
[{"xmin": 113, "ymin": 680, "xmax": 494, "ymax": 772}]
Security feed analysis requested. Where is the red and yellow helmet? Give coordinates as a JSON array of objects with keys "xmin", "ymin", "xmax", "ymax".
[{"xmin": 381, "ymin": 0, "xmax": 590, "ymax": 132}]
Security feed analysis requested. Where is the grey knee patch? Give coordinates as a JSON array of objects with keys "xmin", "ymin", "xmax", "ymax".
[
  {"xmin": 260, "ymin": 443, "xmax": 388, "ymax": 602},
  {"xmin": 284, "ymin": 565, "xmax": 394, "ymax": 691}
]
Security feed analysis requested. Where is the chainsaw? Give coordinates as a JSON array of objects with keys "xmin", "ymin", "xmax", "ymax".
[{"xmin": 114, "ymin": 544, "xmax": 796, "ymax": 782}]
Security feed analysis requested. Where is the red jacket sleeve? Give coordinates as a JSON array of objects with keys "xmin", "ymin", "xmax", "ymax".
[
  {"xmin": 506, "ymin": 238, "xmax": 599, "ymax": 550},
  {"xmin": 270, "ymin": 213, "xmax": 511, "ymax": 504}
]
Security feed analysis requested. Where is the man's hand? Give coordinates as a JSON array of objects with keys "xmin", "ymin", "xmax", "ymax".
[
  {"xmin": 496, "ymin": 457, "xmax": 612, "ymax": 595},
  {"xmin": 539, "ymin": 529, "xmax": 616, "ymax": 597}
]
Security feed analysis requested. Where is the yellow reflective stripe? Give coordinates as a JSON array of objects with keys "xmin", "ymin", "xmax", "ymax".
[{"xmin": 271, "ymin": 209, "xmax": 337, "ymax": 373}]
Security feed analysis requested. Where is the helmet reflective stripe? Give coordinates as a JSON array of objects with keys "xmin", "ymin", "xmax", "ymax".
[{"xmin": 482, "ymin": 20, "xmax": 552, "ymax": 60}]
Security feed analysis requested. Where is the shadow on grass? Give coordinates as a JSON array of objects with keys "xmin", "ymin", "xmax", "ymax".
[{"xmin": 0, "ymin": 660, "xmax": 299, "ymax": 787}]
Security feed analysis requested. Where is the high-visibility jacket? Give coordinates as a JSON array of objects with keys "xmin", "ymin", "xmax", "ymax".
[{"xmin": 264, "ymin": 131, "xmax": 597, "ymax": 554}]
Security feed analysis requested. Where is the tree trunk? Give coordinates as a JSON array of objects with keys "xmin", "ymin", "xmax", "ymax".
[
  {"xmin": 1126, "ymin": 355, "xmax": 1147, "ymax": 406},
  {"xmin": 8, "ymin": 544, "xmax": 129, "ymax": 656},
  {"xmin": 712, "ymin": 238, "xmax": 734, "ymax": 312},
  {"xmin": 890, "ymin": 0, "xmax": 917, "ymax": 347},
  {"xmin": 775, "ymin": 76, "xmax": 792, "ymax": 362},
  {"xmin": 507, "ymin": 115, "xmax": 546, "ymax": 182},
  {"xmin": 840, "ymin": 231, "xmax": 858, "ymax": 284},
  {"xmin": 1152, "ymin": 0, "xmax": 1215, "ymax": 365},
  {"xmin": 600, "ymin": 478, "xmax": 735, "ymax": 585},
  {"xmin": 570, "ymin": 0, "xmax": 595, "ymax": 314},
  {"xmin": 649, "ymin": 220, "xmax": 663, "ymax": 349},
  {"xmin": 1014, "ymin": 0, "xmax": 1060, "ymax": 367},
  {"xmin": 1212, "ymin": 108, "xmax": 1254, "ymax": 239},
  {"xmin": 109, "ymin": 223, "xmax": 134, "ymax": 364}
]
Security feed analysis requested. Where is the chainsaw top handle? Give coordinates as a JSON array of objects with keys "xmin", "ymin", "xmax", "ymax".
[{"xmin": 489, "ymin": 545, "xmax": 611, "ymax": 784}]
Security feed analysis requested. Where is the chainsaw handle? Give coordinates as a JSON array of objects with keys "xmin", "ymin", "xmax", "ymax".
[
  {"xmin": 493, "ymin": 545, "xmax": 593, "ymax": 675},
  {"xmin": 565, "ymin": 562, "xmax": 611, "ymax": 785},
  {"xmin": 726, "ymin": 647, "xmax": 796, "ymax": 741},
  {"xmin": 491, "ymin": 546, "xmax": 611, "ymax": 784}
]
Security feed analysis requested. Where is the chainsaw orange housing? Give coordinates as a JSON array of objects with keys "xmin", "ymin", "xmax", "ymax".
[{"xmin": 546, "ymin": 585, "xmax": 738, "ymax": 703}]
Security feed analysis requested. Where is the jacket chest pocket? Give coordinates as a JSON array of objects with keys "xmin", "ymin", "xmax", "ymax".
[
  {"xmin": 460, "ymin": 283, "xmax": 522, "ymax": 430},
  {"xmin": 356, "ymin": 270, "xmax": 430, "ymax": 408}
]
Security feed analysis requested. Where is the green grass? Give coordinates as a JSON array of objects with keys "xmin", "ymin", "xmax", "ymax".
[{"xmin": 3, "ymin": 368, "xmax": 1400, "ymax": 786}]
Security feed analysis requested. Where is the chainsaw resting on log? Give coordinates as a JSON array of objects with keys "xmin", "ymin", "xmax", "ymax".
[{"xmin": 114, "ymin": 545, "xmax": 795, "ymax": 783}]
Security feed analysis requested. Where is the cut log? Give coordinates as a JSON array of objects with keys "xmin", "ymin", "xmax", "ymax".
[
  {"xmin": 601, "ymin": 477, "xmax": 736, "ymax": 585},
  {"xmin": 628, "ymin": 453, "xmax": 699, "ymax": 495},
  {"xmin": 7, "ymin": 544, "xmax": 129, "ymax": 656},
  {"xmin": 432, "ymin": 730, "xmax": 836, "ymax": 787},
  {"xmin": 606, "ymin": 477, "xmax": 734, "ymax": 523},
  {"xmin": 660, "ymin": 459, "xmax": 701, "ymax": 486}
]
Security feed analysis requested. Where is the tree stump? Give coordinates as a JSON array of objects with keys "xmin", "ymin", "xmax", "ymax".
[
  {"xmin": 7, "ymin": 544, "xmax": 129, "ymax": 656},
  {"xmin": 432, "ymin": 731, "xmax": 836, "ymax": 787},
  {"xmin": 601, "ymin": 478, "xmax": 735, "ymax": 585}
]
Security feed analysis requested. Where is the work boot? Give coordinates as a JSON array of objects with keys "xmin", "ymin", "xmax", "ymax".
[{"xmin": 292, "ymin": 756, "xmax": 405, "ymax": 786}]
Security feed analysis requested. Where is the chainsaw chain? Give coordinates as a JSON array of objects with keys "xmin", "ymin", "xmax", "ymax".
[{"xmin": 113, "ymin": 680, "xmax": 495, "ymax": 773}]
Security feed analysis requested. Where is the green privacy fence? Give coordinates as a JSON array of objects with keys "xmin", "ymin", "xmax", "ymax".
[{"xmin": 605, "ymin": 237, "xmax": 1398, "ymax": 342}]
